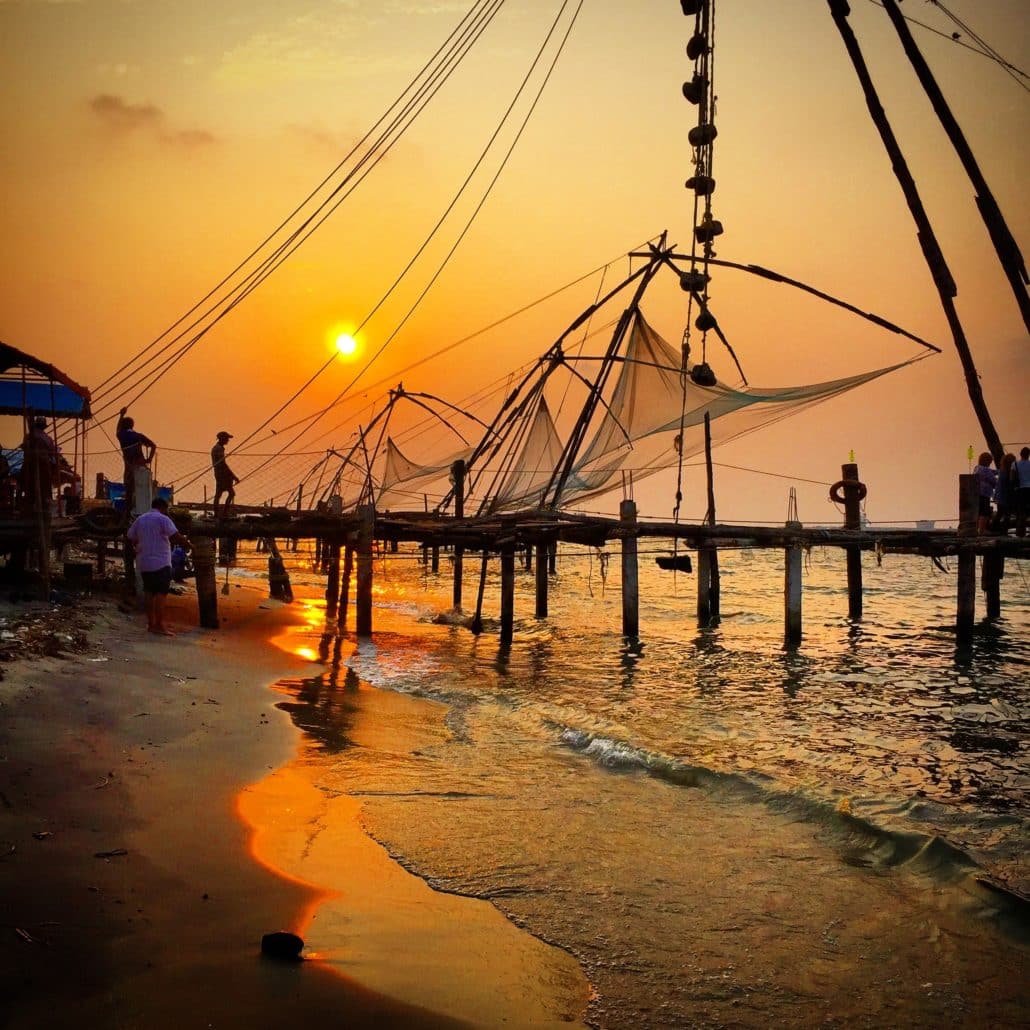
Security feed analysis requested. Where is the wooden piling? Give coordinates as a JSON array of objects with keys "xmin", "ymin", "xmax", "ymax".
[
  {"xmin": 500, "ymin": 544, "xmax": 516, "ymax": 645},
  {"xmin": 471, "ymin": 552, "xmax": 489, "ymax": 636},
  {"xmin": 620, "ymin": 499, "xmax": 639, "ymax": 638},
  {"xmin": 957, "ymin": 474, "xmax": 978, "ymax": 638},
  {"xmin": 339, "ymin": 545, "xmax": 354, "ymax": 631},
  {"xmin": 535, "ymin": 542, "xmax": 549, "ymax": 618},
  {"xmin": 548, "ymin": 542, "xmax": 557, "ymax": 575},
  {"xmin": 841, "ymin": 462, "xmax": 864, "ymax": 619},
  {"xmin": 431, "ymin": 544, "xmax": 440, "ymax": 575},
  {"xmin": 700, "ymin": 412, "xmax": 720, "ymax": 625},
  {"xmin": 784, "ymin": 537, "xmax": 803, "ymax": 648},
  {"xmin": 452, "ymin": 460, "xmax": 465, "ymax": 611},
  {"xmin": 983, "ymin": 553, "xmax": 1003, "ymax": 619},
  {"xmin": 193, "ymin": 536, "xmax": 219, "ymax": 629},
  {"xmin": 355, "ymin": 504, "xmax": 374, "ymax": 637},
  {"xmin": 325, "ymin": 541, "xmax": 341, "ymax": 616},
  {"xmin": 696, "ymin": 548, "xmax": 712, "ymax": 627}
]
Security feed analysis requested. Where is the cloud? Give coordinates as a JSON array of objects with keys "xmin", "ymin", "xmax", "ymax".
[
  {"xmin": 90, "ymin": 93, "xmax": 163, "ymax": 132},
  {"xmin": 88, "ymin": 93, "xmax": 218, "ymax": 148}
]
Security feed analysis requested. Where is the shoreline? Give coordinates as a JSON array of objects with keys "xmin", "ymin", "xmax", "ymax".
[{"xmin": 0, "ymin": 583, "xmax": 586, "ymax": 1028}]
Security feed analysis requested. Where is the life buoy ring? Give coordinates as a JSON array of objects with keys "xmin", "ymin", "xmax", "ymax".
[{"xmin": 829, "ymin": 480, "xmax": 867, "ymax": 505}]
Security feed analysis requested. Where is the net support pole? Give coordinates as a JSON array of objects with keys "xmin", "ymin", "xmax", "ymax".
[
  {"xmin": 535, "ymin": 542, "xmax": 549, "ymax": 619},
  {"xmin": 784, "ymin": 521, "xmax": 803, "ymax": 649},
  {"xmin": 471, "ymin": 553, "xmax": 489, "ymax": 635},
  {"xmin": 956, "ymin": 475, "xmax": 978, "ymax": 639},
  {"xmin": 500, "ymin": 544, "xmax": 516, "ymax": 646},
  {"xmin": 356, "ymin": 504, "xmax": 374, "ymax": 638},
  {"xmin": 842, "ymin": 462, "xmax": 864, "ymax": 619},
  {"xmin": 621, "ymin": 499, "xmax": 639, "ymax": 638},
  {"xmin": 452, "ymin": 460, "xmax": 465, "ymax": 611}
]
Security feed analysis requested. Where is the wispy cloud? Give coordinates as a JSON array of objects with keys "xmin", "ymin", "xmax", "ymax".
[{"xmin": 88, "ymin": 93, "xmax": 218, "ymax": 148}]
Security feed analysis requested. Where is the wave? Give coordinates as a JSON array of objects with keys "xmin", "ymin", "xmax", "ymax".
[{"xmin": 557, "ymin": 726, "xmax": 1030, "ymax": 940}]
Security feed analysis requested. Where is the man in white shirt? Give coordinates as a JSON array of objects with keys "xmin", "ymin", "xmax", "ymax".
[{"xmin": 126, "ymin": 497, "xmax": 191, "ymax": 635}]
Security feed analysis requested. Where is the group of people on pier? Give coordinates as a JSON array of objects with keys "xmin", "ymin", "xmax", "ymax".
[{"xmin": 973, "ymin": 447, "xmax": 1030, "ymax": 536}]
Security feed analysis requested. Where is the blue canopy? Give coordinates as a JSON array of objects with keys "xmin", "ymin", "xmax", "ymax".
[{"xmin": 0, "ymin": 342, "xmax": 92, "ymax": 419}]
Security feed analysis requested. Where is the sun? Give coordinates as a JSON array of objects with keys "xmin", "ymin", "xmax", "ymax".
[{"xmin": 335, "ymin": 333, "xmax": 358, "ymax": 357}]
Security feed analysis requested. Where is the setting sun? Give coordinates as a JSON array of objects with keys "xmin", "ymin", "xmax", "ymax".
[{"xmin": 335, "ymin": 333, "xmax": 358, "ymax": 357}]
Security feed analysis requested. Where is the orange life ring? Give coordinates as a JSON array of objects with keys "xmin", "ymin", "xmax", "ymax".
[{"xmin": 829, "ymin": 480, "xmax": 867, "ymax": 504}]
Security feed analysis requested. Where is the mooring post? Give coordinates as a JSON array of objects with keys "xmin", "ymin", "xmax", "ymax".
[
  {"xmin": 696, "ymin": 547, "xmax": 712, "ymax": 626},
  {"xmin": 535, "ymin": 541, "xmax": 549, "ymax": 619},
  {"xmin": 784, "ymin": 519, "xmax": 803, "ymax": 648},
  {"xmin": 339, "ymin": 545, "xmax": 354, "ymax": 631},
  {"xmin": 620, "ymin": 499, "xmax": 639, "ymax": 638},
  {"xmin": 451, "ymin": 459, "xmax": 465, "ymax": 611},
  {"xmin": 957, "ymin": 474, "xmax": 978, "ymax": 638},
  {"xmin": 325, "ymin": 541, "xmax": 341, "ymax": 617},
  {"xmin": 356, "ymin": 504, "xmax": 374, "ymax": 637},
  {"xmin": 500, "ymin": 543, "xmax": 516, "ymax": 645},
  {"xmin": 431, "ymin": 544, "xmax": 440, "ymax": 575},
  {"xmin": 193, "ymin": 536, "xmax": 219, "ymax": 629},
  {"xmin": 983, "ymin": 552, "xmax": 1003, "ymax": 619},
  {"xmin": 524, "ymin": 545, "xmax": 533, "ymax": 571},
  {"xmin": 842, "ymin": 462, "xmax": 864, "ymax": 619},
  {"xmin": 548, "ymin": 542, "xmax": 557, "ymax": 575}
]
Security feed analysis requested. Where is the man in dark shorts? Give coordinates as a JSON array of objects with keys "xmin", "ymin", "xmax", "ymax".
[
  {"xmin": 126, "ymin": 497, "xmax": 190, "ymax": 635},
  {"xmin": 210, "ymin": 430, "xmax": 240, "ymax": 518}
]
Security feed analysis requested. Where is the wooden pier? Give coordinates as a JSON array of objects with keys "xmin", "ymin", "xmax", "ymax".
[{"xmin": 15, "ymin": 466, "xmax": 1024, "ymax": 652}]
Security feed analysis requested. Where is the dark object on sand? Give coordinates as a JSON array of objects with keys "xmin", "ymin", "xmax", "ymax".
[
  {"xmin": 655, "ymin": 554, "xmax": 693, "ymax": 573},
  {"xmin": 261, "ymin": 931, "xmax": 304, "ymax": 961}
]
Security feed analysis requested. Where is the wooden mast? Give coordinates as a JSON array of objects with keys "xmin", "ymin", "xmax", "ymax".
[
  {"xmin": 826, "ymin": 0, "xmax": 1005, "ymax": 465},
  {"xmin": 880, "ymin": 0, "xmax": 1030, "ymax": 335}
]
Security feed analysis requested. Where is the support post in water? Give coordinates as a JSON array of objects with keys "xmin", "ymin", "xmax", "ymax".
[
  {"xmin": 957, "ymin": 474, "xmax": 978, "ymax": 639},
  {"xmin": 500, "ymin": 543, "xmax": 516, "ymax": 645},
  {"xmin": 356, "ymin": 504, "xmax": 374, "ymax": 637},
  {"xmin": 841, "ymin": 462, "xmax": 864, "ymax": 619},
  {"xmin": 784, "ymin": 520, "xmax": 803, "ymax": 648},
  {"xmin": 452, "ymin": 460, "xmax": 465, "ymax": 611},
  {"xmin": 620, "ymin": 499, "xmax": 639, "ymax": 638},
  {"xmin": 701, "ymin": 411, "xmax": 720, "ymax": 625},
  {"xmin": 193, "ymin": 536, "xmax": 219, "ymax": 629},
  {"xmin": 339, "ymin": 545, "xmax": 353, "ymax": 631},
  {"xmin": 535, "ymin": 541, "xmax": 549, "ymax": 619},
  {"xmin": 471, "ymin": 552, "xmax": 489, "ymax": 635},
  {"xmin": 325, "ymin": 541, "xmax": 341, "ymax": 617},
  {"xmin": 431, "ymin": 544, "xmax": 440, "ymax": 575}
]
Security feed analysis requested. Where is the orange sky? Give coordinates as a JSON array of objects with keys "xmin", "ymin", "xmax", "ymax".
[{"xmin": 0, "ymin": 0, "xmax": 1026, "ymax": 522}]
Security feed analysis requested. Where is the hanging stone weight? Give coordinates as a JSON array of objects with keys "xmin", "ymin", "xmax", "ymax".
[
  {"xmin": 681, "ymin": 75, "xmax": 706, "ymax": 105},
  {"xmin": 694, "ymin": 217, "xmax": 724, "ymax": 244},
  {"xmin": 686, "ymin": 32, "xmax": 708, "ymax": 61},
  {"xmin": 690, "ymin": 363, "xmax": 717, "ymax": 387},
  {"xmin": 695, "ymin": 308, "xmax": 717, "ymax": 331},
  {"xmin": 688, "ymin": 123, "xmax": 718, "ymax": 147},
  {"xmin": 680, "ymin": 0, "xmax": 704, "ymax": 15},
  {"xmin": 679, "ymin": 269, "xmax": 709, "ymax": 293},
  {"xmin": 685, "ymin": 174, "xmax": 716, "ymax": 196}
]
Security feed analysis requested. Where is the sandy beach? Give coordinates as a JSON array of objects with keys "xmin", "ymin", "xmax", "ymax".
[{"xmin": 0, "ymin": 582, "xmax": 589, "ymax": 1029}]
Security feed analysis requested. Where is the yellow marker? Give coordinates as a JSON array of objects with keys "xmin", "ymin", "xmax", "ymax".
[{"xmin": 848, "ymin": 449, "xmax": 855, "ymax": 463}]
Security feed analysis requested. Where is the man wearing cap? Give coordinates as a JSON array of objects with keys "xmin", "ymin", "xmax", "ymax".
[{"xmin": 210, "ymin": 431, "xmax": 240, "ymax": 519}]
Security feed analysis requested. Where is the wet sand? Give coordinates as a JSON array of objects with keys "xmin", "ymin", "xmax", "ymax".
[{"xmin": 0, "ymin": 584, "xmax": 589, "ymax": 1029}]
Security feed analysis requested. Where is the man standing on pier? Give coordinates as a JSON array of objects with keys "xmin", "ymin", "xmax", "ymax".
[
  {"xmin": 116, "ymin": 408, "xmax": 156, "ymax": 514},
  {"xmin": 210, "ymin": 430, "xmax": 240, "ymax": 519}
]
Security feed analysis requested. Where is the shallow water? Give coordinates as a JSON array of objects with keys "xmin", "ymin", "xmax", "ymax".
[{"xmin": 265, "ymin": 544, "xmax": 1028, "ymax": 1026}]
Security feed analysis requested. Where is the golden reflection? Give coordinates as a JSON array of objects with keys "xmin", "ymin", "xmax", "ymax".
[{"xmin": 236, "ymin": 765, "xmax": 338, "ymax": 945}]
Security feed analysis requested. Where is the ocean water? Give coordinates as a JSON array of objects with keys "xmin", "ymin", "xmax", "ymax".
[{"xmin": 264, "ymin": 543, "xmax": 1029, "ymax": 1027}]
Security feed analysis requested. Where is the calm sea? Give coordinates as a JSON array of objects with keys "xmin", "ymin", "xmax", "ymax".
[{"xmin": 265, "ymin": 542, "xmax": 1029, "ymax": 1027}]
